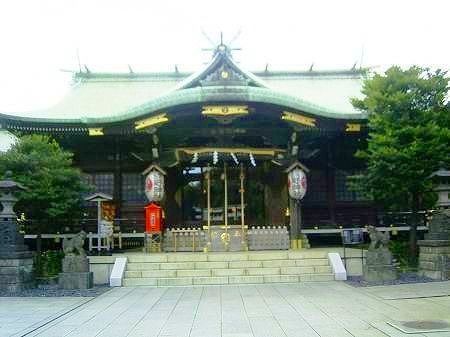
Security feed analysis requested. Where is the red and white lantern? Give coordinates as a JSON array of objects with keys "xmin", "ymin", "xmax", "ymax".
[
  {"xmin": 288, "ymin": 168, "xmax": 307, "ymax": 200},
  {"xmin": 145, "ymin": 169, "xmax": 165, "ymax": 202}
]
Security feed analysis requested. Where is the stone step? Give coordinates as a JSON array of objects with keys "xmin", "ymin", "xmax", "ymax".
[
  {"xmin": 124, "ymin": 250, "xmax": 329, "ymax": 263},
  {"xmin": 125, "ymin": 264, "xmax": 333, "ymax": 279},
  {"xmin": 125, "ymin": 258, "xmax": 330, "ymax": 271},
  {"xmin": 211, "ymin": 268, "xmax": 245, "ymax": 277},
  {"xmin": 121, "ymin": 251, "xmax": 335, "ymax": 286},
  {"xmin": 122, "ymin": 273, "xmax": 334, "ymax": 286}
]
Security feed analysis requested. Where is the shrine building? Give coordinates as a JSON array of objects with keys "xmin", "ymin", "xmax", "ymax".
[{"xmin": 0, "ymin": 43, "xmax": 373, "ymax": 251}]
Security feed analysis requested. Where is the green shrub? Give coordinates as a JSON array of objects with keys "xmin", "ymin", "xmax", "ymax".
[
  {"xmin": 34, "ymin": 250, "xmax": 64, "ymax": 278},
  {"xmin": 389, "ymin": 240, "xmax": 418, "ymax": 271}
]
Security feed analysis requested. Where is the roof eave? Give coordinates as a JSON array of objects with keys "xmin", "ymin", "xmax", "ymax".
[{"xmin": 0, "ymin": 86, "xmax": 367, "ymax": 126}]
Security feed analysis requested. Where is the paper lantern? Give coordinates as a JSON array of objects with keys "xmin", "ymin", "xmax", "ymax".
[
  {"xmin": 145, "ymin": 170, "xmax": 165, "ymax": 202},
  {"xmin": 288, "ymin": 168, "xmax": 307, "ymax": 200}
]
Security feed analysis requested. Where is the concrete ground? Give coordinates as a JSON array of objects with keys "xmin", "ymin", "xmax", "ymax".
[{"xmin": 2, "ymin": 281, "xmax": 450, "ymax": 337}]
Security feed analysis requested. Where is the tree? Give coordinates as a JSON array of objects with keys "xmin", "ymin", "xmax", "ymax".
[
  {"xmin": 352, "ymin": 66, "xmax": 450, "ymax": 261},
  {"xmin": 0, "ymin": 134, "xmax": 89, "ymax": 233}
]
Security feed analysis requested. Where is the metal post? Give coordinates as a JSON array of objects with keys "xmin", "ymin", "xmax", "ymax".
[
  {"xmin": 97, "ymin": 200, "xmax": 101, "ymax": 252},
  {"xmin": 223, "ymin": 162, "xmax": 229, "ymax": 250},
  {"xmin": 206, "ymin": 166, "xmax": 211, "ymax": 251},
  {"xmin": 240, "ymin": 164, "xmax": 247, "ymax": 250}
]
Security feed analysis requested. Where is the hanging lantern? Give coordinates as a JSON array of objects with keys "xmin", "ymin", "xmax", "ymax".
[
  {"xmin": 144, "ymin": 166, "xmax": 166, "ymax": 202},
  {"xmin": 288, "ymin": 168, "xmax": 307, "ymax": 200}
]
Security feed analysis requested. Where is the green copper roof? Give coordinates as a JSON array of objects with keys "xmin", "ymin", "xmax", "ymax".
[
  {"xmin": 80, "ymin": 85, "xmax": 366, "ymax": 124},
  {"xmin": 0, "ymin": 49, "xmax": 367, "ymax": 125}
]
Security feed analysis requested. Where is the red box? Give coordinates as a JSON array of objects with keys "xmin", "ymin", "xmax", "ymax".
[{"xmin": 144, "ymin": 203, "xmax": 163, "ymax": 232}]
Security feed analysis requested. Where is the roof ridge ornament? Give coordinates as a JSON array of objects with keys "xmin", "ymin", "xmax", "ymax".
[{"xmin": 201, "ymin": 31, "xmax": 242, "ymax": 59}]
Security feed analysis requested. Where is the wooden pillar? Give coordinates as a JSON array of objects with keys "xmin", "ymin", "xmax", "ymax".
[
  {"xmin": 113, "ymin": 138, "xmax": 122, "ymax": 218},
  {"xmin": 326, "ymin": 137, "xmax": 336, "ymax": 224},
  {"xmin": 289, "ymin": 198, "xmax": 301, "ymax": 240},
  {"xmin": 264, "ymin": 164, "xmax": 287, "ymax": 225},
  {"xmin": 164, "ymin": 167, "xmax": 183, "ymax": 225}
]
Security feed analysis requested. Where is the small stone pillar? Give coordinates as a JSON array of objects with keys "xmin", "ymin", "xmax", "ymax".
[
  {"xmin": 418, "ymin": 209, "xmax": 450, "ymax": 280},
  {"xmin": 363, "ymin": 226, "xmax": 397, "ymax": 282},
  {"xmin": 0, "ymin": 171, "xmax": 34, "ymax": 292},
  {"xmin": 58, "ymin": 231, "xmax": 93, "ymax": 289}
]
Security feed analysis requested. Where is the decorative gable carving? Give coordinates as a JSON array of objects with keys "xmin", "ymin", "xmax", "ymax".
[{"xmin": 200, "ymin": 63, "xmax": 250, "ymax": 87}]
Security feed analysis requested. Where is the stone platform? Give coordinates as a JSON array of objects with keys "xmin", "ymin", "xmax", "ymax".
[
  {"xmin": 0, "ymin": 255, "xmax": 34, "ymax": 292},
  {"xmin": 418, "ymin": 239, "xmax": 450, "ymax": 279},
  {"xmin": 121, "ymin": 250, "xmax": 335, "ymax": 286},
  {"xmin": 59, "ymin": 272, "xmax": 94, "ymax": 290}
]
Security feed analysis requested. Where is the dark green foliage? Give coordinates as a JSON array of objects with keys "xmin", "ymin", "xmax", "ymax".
[
  {"xmin": 0, "ymin": 135, "xmax": 90, "ymax": 232},
  {"xmin": 389, "ymin": 240, "xmax": 417, "ymax": 271},
  {"xmin": 352, "ymin": 66, "xmax": 450, "ymax": 260},
  {"xmin": 34, "ymin": 250, "xmax": 65, "ymax": 278}
]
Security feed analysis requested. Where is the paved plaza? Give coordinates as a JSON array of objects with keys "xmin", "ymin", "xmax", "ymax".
[{"xmin": 2, "ymin": 281, "xmax": 450, "ymax": 337}]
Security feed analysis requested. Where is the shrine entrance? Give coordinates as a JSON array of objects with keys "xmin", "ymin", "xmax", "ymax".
[
  {"xmin": 203, "ymin": 163, "xmax": 247, "ymax": 252},
  {"xmin": 157, "ymin": 147, "xmax": 304, "ymax": 252}
]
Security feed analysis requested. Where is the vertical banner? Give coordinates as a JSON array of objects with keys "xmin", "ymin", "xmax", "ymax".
[{"xmin": 101, "ymin": 202, "xmax": 116, "ymax": 221}]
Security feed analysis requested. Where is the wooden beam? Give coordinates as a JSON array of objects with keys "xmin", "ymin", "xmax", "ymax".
[{"xmin": 177, "ymin": 147, "xmax": 285, "ymax": 156}]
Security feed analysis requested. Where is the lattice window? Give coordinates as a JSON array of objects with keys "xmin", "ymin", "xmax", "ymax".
[
  {"xmin": 83, "ymin": 172, "xmax": 114, "ymax": 196},
  {"xmin": 122, "ymin": 173, "xmax": 146, "ymax": 202},
  {"xmin": 303, "ymin": 170, "xmax": 327, "ymax": 202}
]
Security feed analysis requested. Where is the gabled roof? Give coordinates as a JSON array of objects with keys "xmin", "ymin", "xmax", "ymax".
[
  {"xmin": 0, "ymin": 45, "xmax": 367, "ymax": 125},
  {"xmin": 84, "ymin": 192, "xmax": 113, "ymax": 202},
  {"xmin": 176, "ymin": 44, "xmax": 268, "ymax": 89},
  {"xmin": 142, "ymin": 164, "xmax": 167, "ymax": 176}
]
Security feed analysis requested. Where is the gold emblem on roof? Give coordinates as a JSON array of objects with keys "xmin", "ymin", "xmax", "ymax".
[
  {"xmin": 88, "ymin": 128, "xmax": 104, "ymax": 136},
  {"xmin": 345, "ymin": 123, "xmax": 361, "ymax": 132},
  {"xmin": 135, "ymin": 113, "xmax": 169, "ymax": 130},
  {"xmin": 202, "ymin": 105, "xmax": 248, "ymax": 116},
  {"xmin": 281, "ymin": 112, "xmax": 316, "ymax": 127}
]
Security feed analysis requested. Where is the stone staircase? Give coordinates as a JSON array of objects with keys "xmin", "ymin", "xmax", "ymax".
[{"xmin": 123, "ymin": 250, "xmax": 335, "ymax": 286}]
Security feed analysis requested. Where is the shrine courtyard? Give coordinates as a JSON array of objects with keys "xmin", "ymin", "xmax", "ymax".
[{"xmin": 2, "ymin": 281, "xmax": 450, "ymax": 337}]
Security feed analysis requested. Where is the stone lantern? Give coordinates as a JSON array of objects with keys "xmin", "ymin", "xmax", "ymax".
[
  {"xmin": 430, "ymin": 169, "xmax": 450, "ymax": 209},
  {"xmin": 0, "ymin": 171, "xmax": 34, "ymax": 291},
  {"xmin": 417, "ymin": 169, "xmax": 450, "ymax": 280}
]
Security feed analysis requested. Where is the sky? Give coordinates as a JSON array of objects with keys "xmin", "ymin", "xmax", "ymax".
[{"xmin": 0, "ymin": 0, "xmax": 449, "ymax": 112}]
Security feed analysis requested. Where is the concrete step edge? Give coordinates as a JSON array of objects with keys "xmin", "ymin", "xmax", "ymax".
[
  {"xmin": 123, "ymin": 273, "xmax": 334, "ymax": 280},
  {"xmin": 126, "ymin": 260, "xmax": 330, "ymax": 268}
]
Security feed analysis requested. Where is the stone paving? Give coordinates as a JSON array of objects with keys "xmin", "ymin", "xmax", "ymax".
[{"xmin": 2, "ymin": 281, "xmax": 450, "ymax": 337}]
